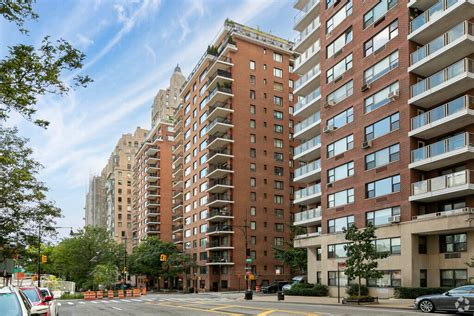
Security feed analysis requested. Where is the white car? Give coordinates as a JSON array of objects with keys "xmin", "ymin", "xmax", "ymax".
[
  {"xmin": 0, "ymin": 286, "xmax": 50, "ymax": 316},
  {"xmin": 40, "ymin": 287, "xmax": 59, "ymax": 316}
]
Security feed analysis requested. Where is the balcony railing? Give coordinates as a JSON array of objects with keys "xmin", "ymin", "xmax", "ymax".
[
  {"xmin": 207, "ymin": 241, "xmax": 233, "ymax": 248},
  {"xmin": 411, "ymin": 59, "xmax": 474, "ymax": 98},
  {"xmin": 412, "ymin": 170, "xmax": 473, "ymax": 195},
  {"xmin": 209, "ymin": 208, "xmax": 232, "ymax": 217},
  {"xmin": 295, "ymin": 40, "xmax": 320, "ymax": 70},
  {"xmin": 209, "ymin": 85, "xmax": 232, "ymax": 99},
  {"xmin": 294, "ymin": 17, "xmax": 320, "ymax": 47},
  {"xmin": 208, "ymin": 69, "xmax": 232, "ymax": 83},
  {"xmin": 208, "ymin": 102, "xmax": 232, "ymax": 115},
  {"xmin": 411, "ymin": 21, "xmax": 474, "ymax": 65},
  {"xmin": 208, "ymin": 194, "xmax": 232, "ymax": 203},
  {"xmin": 294, "ymin": 207, "xmax": 321, "ymax": 223},
  {"xmin": 411, "ymin": 133, "xmax": 474, "ymax": 162},
  {"xmin": 410, "ymin": 0, "xmax": 464, "ymax": 33},
  {"xmin": 294, "ymin": 0, "xmax": 320, "ymax": 25},
  {"xmin": 207, "ymin": 224, "xmax": 233, "ymax": 233},
  {"xmin": 208, "ymin": 256, "xmax": 232, "ymax": 263},
  {"xmin": 295, "ymin": 64, "xmax": 321, "ymax": 91},
  {"xmin": 294, "ymin": 159, "xmax": 321, "ymax": 178},
  {"xmin": 295, "ymin": 183, "xmax": 321, "ymax": 199},
  {"xmin": 208, "ymin": 117, "xmax": 232, "ymax": 129},
  {"xmin": 208, "ymin": 163, "xmax": 232, "ymax": 173},
  {"xmin": 294, "ymin": 88, "xmax": 321, "ymax": 113},
  {"xmin": 412, "ymin": 207, "xmax": 474, "ymax": 220},
  {"xmin": 208, "ymin": 133, "xmax": 232, "ymax": 143},
  {"xmin": 294, "ymin": 135, "xmax": 321, "ymax": 156},
  {"xmin": 209, "ymin": 178, "xmax": 232, "ymax": 187},
  {"xmin": 411, "ymin": 95, "xmax": 473, "ymax": 130},
  {"xmin": 295, "ymin": 111, "xmax": 320, "ymax": 134},
  {"xmin": 208, "ymin": 149, "xmax": 232, "ymax": 159}
]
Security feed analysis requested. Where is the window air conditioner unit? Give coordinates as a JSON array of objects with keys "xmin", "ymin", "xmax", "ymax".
[
  {"xmin": 388, "ymin": 215, "xmax": 400, "ymax": 223},
  {"xmin": 362, "ymin": 141, "xmax": 372, "ymax": 149},
  {"xmin": 334, "ymin": 49, "xmax": 342, "ymax": 58},
  {"xmin": 361, "ymin": 83, "xmax": 371, "ymax": 92},
  {"xmin": 327, "ymin": 100, "xmax": 337, "ymax": 107},
  {"xmin": 323, "ymin": 125, "xmax": 336, "ymax": 133},
  {"xmin": 388, "ymin": 90, "xmax": 399, "ymax": 100}
]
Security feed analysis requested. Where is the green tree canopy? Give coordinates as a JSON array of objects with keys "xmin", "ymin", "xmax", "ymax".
[
  {"xmin": 273, "ymin": 225, "xmax": 307, "ymax": 274},
  {"xmin": 128, "ymin": 237, "xmax": 179, "ymax": 277}
]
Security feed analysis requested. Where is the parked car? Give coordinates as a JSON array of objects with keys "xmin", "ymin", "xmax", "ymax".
[
  {"xmin": 261, "ymin": 281, "xmax": 290, "ymax": 294},
  {"xmin": 39, "ymin": 288, "xmax": 59, "ymax": 316},
  {"xmin": 0, "ymin": 285, "xmax": 50, "ymax": 315},
  {"xmin": 20, "ymin": 286, "xmax": 52, "ymax": 316},
  {"xmin": 282, "ymin": 276, "xmax": 308, "ymax": 292},
  {"xmin": 414, "ymin": 285, "xmax": 474, "ymax": 313}
]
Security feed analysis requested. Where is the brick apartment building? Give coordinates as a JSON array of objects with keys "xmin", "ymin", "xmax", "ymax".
[
  {"xmin": 292, "ymin": 0, "xmax": 474, "ymax": 297},
  {"xmin": 173, "ymin": 20, "xmax": 299, "ymax": 292}
]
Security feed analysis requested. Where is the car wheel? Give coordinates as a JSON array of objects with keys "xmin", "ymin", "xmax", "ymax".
[{"xmin": 419, "ymin": 299, "xmax": 435, "ymax": 313}]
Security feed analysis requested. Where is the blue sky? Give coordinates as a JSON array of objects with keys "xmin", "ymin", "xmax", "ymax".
[{"xmin": 0, "ymin": 0, "xmax": 296, "ymax": 237}]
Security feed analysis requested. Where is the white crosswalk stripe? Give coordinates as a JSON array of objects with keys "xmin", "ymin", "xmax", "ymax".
[{"xmin": 59, "ymin": 296, "xmax": 236, "ymax": 307}]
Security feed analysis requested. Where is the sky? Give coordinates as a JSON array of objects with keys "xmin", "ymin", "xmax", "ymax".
[{"xmin": 0, "ymin": 0, "xmax": 296, "ymax": 237}]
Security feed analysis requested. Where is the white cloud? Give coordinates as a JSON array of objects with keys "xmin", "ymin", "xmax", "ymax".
[
  {"xmin": 76, "ymin": 33, "xmax": 94, "ymax": 49},
  {"xmin": 144, "ymin": 43, "xmax": 157, "ymax": 64}
]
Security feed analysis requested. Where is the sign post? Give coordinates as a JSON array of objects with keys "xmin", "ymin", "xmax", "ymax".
[{"xmin": 337, "ymin": 261, "xmax": 346, "ymax": 304}]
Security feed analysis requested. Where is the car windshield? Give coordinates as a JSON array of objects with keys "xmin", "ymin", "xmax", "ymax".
[
  {"xmin": 22, "ymin": 288, "xmax": 40, "ymax": 302},
  {"xmin": 0, "ymin": 293, "xmax": 22, "ymax": 316}
]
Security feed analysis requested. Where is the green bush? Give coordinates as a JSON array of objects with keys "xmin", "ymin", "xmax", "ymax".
[
  {"xmin": 393, "ymin": 287, "xmax": 450, "ymax": 299},
  {"xmin": 292, "ymin": 283, "xmax": 315, "ymax": 289},
  {"xmin": 346, "ymin": 284, "xmax": 369, "ymax": 297},
  {"xmin": 60, "ymin": 293, "xmax": 84, "ymax": 300},
  {"xmin": 345, "ymin": 295, "xmax": 375, "ymax": 302},
  {"xmin": 285, "ymin": 284, "xmax": 328, "ymax": 296}
]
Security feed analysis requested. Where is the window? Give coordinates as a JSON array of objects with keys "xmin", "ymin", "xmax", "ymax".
[
  {"xmin": 366, "ymin": 174, "xmax": 400, "ymax": 198},
  {"xmin": 274, "ymin": 139, "xmax": 283, "ymax": 148},
  {"xmin": 273, "ymin": 52, "xmax": 283, "ymax": 62},
  {"xmin": 365, "ymin": 112, "xmax": 399, "ymax": 141},
  {"xmin": 250, "ymin": 60, "xmax": 256, "ymax": 70},
  {"xmin": 364, "ymin": 20, "xmax": 399, "ymax": 57},
  {"xmin": 364, "ymin": 81, "xmax": 399, "ymax": 113},
  {"xmin": 275, "ymin": 223, "xmax": 284, "ymax": 232},
  {"xmin": 366, "ymin": 206, "xmax": 400, "ymax": 226},
  {"xmin": 364, "ymin": 50, "xmax": 399, "ymax": 85},
  {"xmin": 328, "ymin": 243, "xmax": 348, "ymax": 259},
  {"xmin": 364, "ymin": 0, "xmax": 399, "ymax": 28},
  {"xmin": 327, "ymin": 54, "xmax": 353, "ymax": 83},
  {"xmin": 274, "ymin": 237, "xmax": 284, "ymax": 246},
  {"xmin": 368, "ymin": 270, "xmax": 401, "ymax": 287},
  {"xmin": 274, "ymin": 166, "xmax": 284, "ymax": 176},
  {"xmin": 250, "ymin": 192, "xmax": 256, "ymax": 201},
  {"xmin": 274, "ymin": 152, "xmax": 283, "ymax": 161},
  {"xmin": 250, "ymin": 177, "xmax": 256, "ymax": 187},
  {"xmin": 440, "ymin": 233, "xmax": 467, "ymax": 253},
  {"xmin": 327, "ymin": 80, "xmax": 353, "ymax": 105},
  {"xmin": 328, "ymin": 161, "xmax": 354, "ymax": 183},
  {"xmin": 274, "ymin": 124, "xmax": 283, "ymax": 133},
  {"xmin": 250, "ymin": 105, "xmax": 256, "ymax": 114},
  {"xmin": 328, "ymin": 271, "xmax": 350, "ymax": 286},
  {"xmin": 326, "ymin": 0, "xmax": 353, "ymax": 34},
  {"xmin": 273, "ymin": 68, "xmax": 283, "ymax": 78},
  {"xmin": 250, "ymin": 134, "xmax": 256, "ymax": 143},
  {"xmin": 250, "ymin": 163, "xmax": 256, "ymax": 171},
  {"xmin": 328, "ymin": 215, "xmax": 354, "ymax": 233},
  {"xmin": 250, "ymin": 90, "xmax": 256, "ymax": 100},
  {"xmin": 374, "ymin": 237, "xmax": 400, "ymax": 254},
  {"xmin": 274, "ymin": 111, "xmax": 283, "ymax": 120},
  {"xmin": 440, "ymin": 270, "xmax": 467, "ymax": 287},
  {"xmin": 328, "ymin": 188, "xmax": 354, "ymax": 208},
  {"xmin": 250, "ymin": 75, "xmax": 256, "ymax": 84},
  {"xmin": 273, "ymin": 82, "xmax": 283, "ymax": 92},
  {"xmin": 274, "ymin": 180, "xmax": 284, "ymax": 190},
  {"xmin": 274, "ymin": 195, "xmax": 284, "ymax": 204},
  {"xmin": 327, "ymin": 134, "xmax": 354, "ymax": 158},
  {"xmin": 273, "ymin": 96, "xmax": 283, "ymax": 106},
  {"xmin": 419, "ymin": 236, "xmax": 427, "ymax": 254},
  {"xmin": 250, "ymin": 148, "xmax": 256, "ymax": 158},
  {"xmin": 365, "ymin": 143, "xmax": 400, "ymax": 170},
  {"xmin": 326, "ymin": 107, "xmax": 353, "ymax": 129},
  {"xmin": 420, "ymin": 270, "xmax": 427, "ymax": 287},
  {"xmin": 250, "ymin": 120, "xmax": 256, "ymax": 128},
  {"xmin": 250, "ymin": 221, "xmax": 256, "ymax": 230},
  {"xmin": 326, "ymin": 27, "xmax": 353, "ymax": 59}
]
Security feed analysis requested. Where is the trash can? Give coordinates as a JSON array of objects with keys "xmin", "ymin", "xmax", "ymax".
[
  {"xmin": 244, "ymin": 290, "xmax": 253, "ymax": 300},
  {"xmin": 189, "ymin": 288, "xmax": 194, "ymax": 293},
  {"xmin": 277, "ymin": 291, "xmax": 284, "ymax": 301}
]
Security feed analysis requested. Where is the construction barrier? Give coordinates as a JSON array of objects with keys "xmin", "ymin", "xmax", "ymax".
[
  {"xmin": 117, "ymin": 290, "xmax": 124, "ymax": 299},
  {"xmin": 96, "ymin": 291, "xmax": 103, "ymax": 299},
  {"xmin": 133, "ymin": 289, "xmax": 140, "ymax": 297},
  {"xmin": 256, "ymin": 285, "xmax": 261, "ymax": 293},
  {"xmin": 84, "ymin": 291, "xmax": 95, "ymax": 300},
  {"xmin": 141, "ymin": 287, "xmax": 147, "ymax": 295},
  {"xmin": 108, "ymin": 290, "xmax": 114, "ymax": 299},
  {"xmin": 126, "ymin": 289, "xmax": 132, "ymax": 297}
]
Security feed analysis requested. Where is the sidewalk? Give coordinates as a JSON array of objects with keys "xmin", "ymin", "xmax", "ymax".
[{"xmin": 250, "ymin": 294, "xmax": 414, "ymax": 310}]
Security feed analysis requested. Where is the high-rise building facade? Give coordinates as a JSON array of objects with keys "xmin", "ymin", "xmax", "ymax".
[
  {"xmin": 292, "ymin": 0, "xmax": 474, "ymax": 297},
  {"xmin": 174, "ymin": 20, "xmax": 298, "ymax": 292},
  {"xmin": 85, "ymin": 175, "xmax": 106, "ymax": 227}
]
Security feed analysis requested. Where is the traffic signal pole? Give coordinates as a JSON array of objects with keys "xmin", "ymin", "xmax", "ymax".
[{"xmin": 37, "ymin": 224, "xmax": 41, "ymax": 287}]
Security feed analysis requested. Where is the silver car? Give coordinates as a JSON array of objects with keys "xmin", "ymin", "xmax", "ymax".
[{"xmin": 414, "ymin": 285, "xmax": 474, "ymax": 313}]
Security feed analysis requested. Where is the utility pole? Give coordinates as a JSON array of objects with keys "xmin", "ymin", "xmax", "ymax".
[
  {"xmin": 244, "ymin": 219, "xmax": 249, "ymax": 291},
  {"xmin": 37, "ymin": 224, "xmax": 41, "ymax": 287}
]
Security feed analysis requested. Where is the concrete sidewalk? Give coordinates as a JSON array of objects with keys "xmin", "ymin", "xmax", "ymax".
[{"xmin": 249, "ymin": 294, "xmax": 414, "ymax": 310}]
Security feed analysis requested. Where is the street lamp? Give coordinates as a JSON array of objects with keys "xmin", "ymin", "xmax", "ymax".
[{"xmin": 231, "ymin": 220, "xmax": 251, "ymax": 293}]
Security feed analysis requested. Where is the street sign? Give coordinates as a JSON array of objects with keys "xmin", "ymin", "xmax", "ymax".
[{"xmin": 245, "ymin": 258, "xmax": 253, "ymax": 264}]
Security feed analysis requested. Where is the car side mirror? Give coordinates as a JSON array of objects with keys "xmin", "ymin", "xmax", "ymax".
[
  {"xmin": 445, "ymin": 292, "xmax": 451, "ymax": 296},
  {"xmin": 44, "ymin": 295, "xmax": 53, "ymax": 302},
  {"xmin": 31, "ymin": 305, "xmax": 49, "ymax": 314}
]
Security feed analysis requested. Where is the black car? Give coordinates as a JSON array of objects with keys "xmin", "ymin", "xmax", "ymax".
[{"xmin": 261, "ymin": 281, "xmax": 290, "ymax": 294}]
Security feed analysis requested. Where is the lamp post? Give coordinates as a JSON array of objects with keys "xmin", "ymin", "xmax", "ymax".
[{"xmin": 231, "ymin": 220, "xmax": 250, "ymax": 292}]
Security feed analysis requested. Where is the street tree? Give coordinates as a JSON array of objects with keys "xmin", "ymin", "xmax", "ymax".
[
  {"xmin": 343, "ymin": 224, "xmax": 389, "ymax": 297},
  {"xmin": 92, "ymin": 264, "xmax": 118, "ymax": 290},
  {"xmin": 273, "ymin": 225, "xmax": 307, "ymax": 274}
]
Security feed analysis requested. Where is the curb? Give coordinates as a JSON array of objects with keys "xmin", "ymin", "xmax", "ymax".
[{"xmin": 248, "ymin": 299, "xmax": 413, "ymax": 310}]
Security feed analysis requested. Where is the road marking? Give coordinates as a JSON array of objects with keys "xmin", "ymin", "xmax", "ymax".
[
  {"xmin": 91, "ymin": 301, "xmax": 98, "ymax": 304},
  {"xmin": 210, "ymin": 305, "xmax": 236, "ymax": 311},
  {"xmin": 67, "ymin": 302, "xmax": 74, "ymax": 305},
  {"xmin": 256, "ymin": 311, "xmax": 276, "ymax": 316},
  {"xmin": 121, "ymin": 299, "xmax": 131, "ymax": 302},
  {"xmin": 131, "ymin": 299, "xmax": 143, "ymax": 302},
  {"xmin": 111, "ymin": 306, "xmax": 122, "ymax": 311},
  {"xmin": 142, "ymin": 298, "xmax": 153, "ymax": 302},
  {"xmin": 57, "ymin": 303, "xmax": 61, "ymax": 307},
  {"xmin": 111, "ymin": 300, "xmax": 120, "ymax": 303},
  {"xmin": 101, "ymin": 300, "xmax": 110, "ymax": 303},
  {"xmin": 79, "ymin": 302, "xmax": 85, "ymax": 304},
  {"xmin": 157, "ymin": 302, "xmax": 242, "ymax": 315}
]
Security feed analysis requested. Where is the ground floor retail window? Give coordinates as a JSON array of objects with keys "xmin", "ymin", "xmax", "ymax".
[
  {"xmin": 420, "ymin": 269, "xmax": 427, "ymax": 287},
  {"xmin": 221, "ymin": 280, "xmax": 228, "ymax": 289},
  {"xmin": 367, "ymin": 270, "xmax": 401, "ymax": 287},
  {"xmin": 328, "ymin": 271, "xmax": 350, "ymax": 286},
  {"xmin": 440, "ymin": 269, "xmax": 467, "ymax": 287}
]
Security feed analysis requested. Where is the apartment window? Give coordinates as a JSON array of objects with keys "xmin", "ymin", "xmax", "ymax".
[
  {"xmin": 440, "ymin": 233, "xmax": 467, "ymax": 253},
  {"xmin": 250, "ymin": 236, "xmax": 257, "ymax": 245},
  {"xmin": 328, "ymin": 215, "xmax": 354, "ymax": 233},
  {"xmin": 328, "ymin": 243, "xmax": 347, "ymax": 259},
  {"xmin": 327, "ymin": 134, "xmax": 354, "ymax": 158},
  {"xmin": 263, "ymin": 64, "xmax": 267, "ymax": 70},
  {"xmin": 328, "ymin": 271, "xmax": 350, "ymax": 286},
  {"xmin": 250, "ymin": 120, "xmax": 256, "ymax": 128},
  {"xmin": 364, "ymin": 20, "xmax": 398, "ymax": 57},
  {"xmin": 184, "ymin": 116, "xmax": 191, "ymax": 127},
  {"xmin": 374, "ymin": 237, "xmax": 401, "ymax": 254},
  {"xmin": 250, "ymin": 105, "xmax": 256, "ymax": 114},
  {"xmin": 420, "ymin": 270, "xmax": 427, "ymax": 287},
  {"xmin": 366, "ymin": 206, "xmax": 400, "ymax": 226},
  {"xmin": 419, "ymin": 236, "xmax": 427, "ymax": 254},
  {"xmin": 250, "ymin": 163, "xmax": 256, "ymax": 171},
  {"xmin": 326, "ymin": 0, "xmax": 353, "ymax": 34},
  {"xmin": 274, "ymin": 195, "xmax": 284, "ymax": 205},
  {"xmin": 326, "ymin": 27, "xmax": 353, "ymax": 59},
  {"xmin": 250, "ymin": 134, "xmax": 256, "ymax": 143},
  {"xmin": 250, "ymin": 148, "xmax": 256, "ymax": 158},
  {"xmin": 327, "ymin": 80, "xmax": 353, "ymax": 105},
  {"xmin": 184, "ymin": 92, "xmax": 190, "ymax": 103},
  {"xmin": 440, "ymin": 270, "xmax": 468, "ymax": 287},
  {"xmin": 327, "ymin": 107, "xmax": 353, "ymax": 129},
  {"xmin": 274, "ymin": 124, "xmax": 283, "ymax": 133},
  {"xmin": 273, "ymin": 68, "xmax": 283, "ymax": 78},
  {"xmin": 365, "ymin": 81, "xmax": 399, "ymax": 113},
  {"xmin": 274, "ymin": 139, "xmax": 283, "ymax": 148},
  {"xmin": 273, "ymin": 52, "xmax": 283, "ymax": 62},
  {"xmin": 273, "ymin": 82, "xmax": 283, "ymax": 92},
  {"xmin": 274, "ymin": 180, "xmax": 284, "ymax": 190},
  {"xmin": 364, "ymin": 0, "xmax": 399, "ymax": 28},
  {"xmin": 289, "ymin": 79, "xmax": 294, "ymax": 89},
  {"xmin": 250, "ymin": 206, "xmax": 256, "ymax": 216},
  {"xmin": 250, "ymin": 221, "xmax": 256, "ymax": 230},
  {"xmin": 364, "ymin": 50, "xmax": 399, "ymax": 85},
  {"xmin": 274, "ymin": 167, "xmax": 284, "ymax": 176},
  {"xmin": 368, "ymin": 270, "xmax": 401, "ymax": 287},
  {"xmin": 328, "ymin": 188, "xmax": 354, "ymax": 208},
  {"xmin": 274, "ymin": 111, "xmax": 283, "ymax": 120},
  {"xmin": 274, "ymin": 237, "xmax": 284, "ymax": 246},
  {"xmin": 274, "ymin": 96, "xmax": 283, "ymax": 106},
  {"xmin": 328, "ymin": 161, "xmax": 354, "ymax": 183},
  {"xmin": 250, "ymin": 75, "xmax": 256, "ymax": 84},
  {"xmin": 250, "ymin": 90, "xmax": 256, "ymax": 100},
  {"xmin": 274, "ymin": 152, "xmax": 283, "ymax": 161},
  {"xmin": 365, "ymin": 143, "xmax": 400, "ymax": 170},
  {"xmin": 365, "ymin": 112, "xmax": 399, "ymax": 141},
  {"xmin": 366, "ymin": 174, "xmax": 400, "ymax": 199},
  {"xmin": 250, "ymin": 60, "xmax": 256, "ymax": 70},
  {"xmin": 250, "ymin": 192, "xmax": 256, "ymax": 201},
  {"xmin": 327, "ymin": 54, "xmax": 353, "ymax": 83}
]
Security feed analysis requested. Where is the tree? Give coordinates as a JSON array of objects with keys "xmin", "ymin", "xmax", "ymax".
[
  {"xmin": 273, "ymin": 225, "xmax": 307, "ymax": 274},
  {"xmin": 343, "ymin": 224, "xmax": 389, "ymax": 297},
  {"xmin": 92, "ymin": 264, "xmax": 118, "ymax": 290}
]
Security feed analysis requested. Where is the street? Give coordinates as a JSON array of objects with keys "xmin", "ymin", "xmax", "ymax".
[{"xmin": 57, "ymin": 293, "xmax": 457, "ymax": 316}]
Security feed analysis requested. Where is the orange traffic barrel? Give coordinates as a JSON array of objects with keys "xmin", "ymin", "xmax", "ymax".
[
  {"xmin": 108, "ymin": 290, "xmax": 114, "ymax": 299},
  {"xmin": 133, "ymin": 289, "xmax": 140, "ymax": 297},
  {"xmin": 117, "ymin": 290, "xmax": 124, "ymax": 299},
  {"xmin": 141, "ymin": 287, "xmax": 147, "ymax": 295},
  {"xmin": 96, "ymin": 291, "xmax": 103, "ymax": 299},
  {"xmin": 126, "ymin": 289, "xmax": 132, "ymax": 297},
  {"xmin": 256, "ymin": 285, "xmax": 261, "ymax": 292}
]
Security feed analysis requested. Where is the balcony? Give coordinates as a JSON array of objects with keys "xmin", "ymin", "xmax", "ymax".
[
  {"xmin": 146, "ymin": 156, "xmax": 159, "ymax": 165},
  {"xmin": 206, "ymin": 256, "xmax": 234, "ymax": 266},
  {"xmin": 293, "ymin": 88, "xmax": 321, "ymax": 117},
  {"xmin": 206, "ymin": 224, "xmax": 234, "ymax": 236},
  {"xmin": 294, "ymin": 232, "xmax": 321, "ymax": 248},
  {"xmin": 172, "ymin": 179, "xmax": 182, "ymax": 190},
  {"xmin": 409, "ymin": 0, "xmax": 474, "ymax": 44},
  {"xmin": 146, "ymin": 164, "xmax": 159, "ymax": 173},
  {"xmin": 207, "ymin": 164, "xmax": 234, "ymax": 179},
  {"xmin": 147, "ymin": 209, "xmax": 159, "ymax": 217},
  {"xmin": 294, "ymin": 207, "xmax": 322, "ymax": 226},
  {"xmin": 146, "ymin": 183, "xmax": 159, "ymax": 191},
  {"xmin": 146, "ymin": 191, "xmax": 159, "ymax": 199},
  {"xmin": 172, "ymin": 166, "xmax": 183, "ymax": 179},
  {"xmin": 294, "ymin": 111, "xmax": 321, "ymax": 140},
  {"xmin": 208, "ymin": 86, "xmax": 233, "ymax": 107},
  {"xmin": 294, "ymin": 0, "xmax": 320, "ymax": 32},
  {"xmin": 146, "ymin": 201, "xmax": 159, "ymax": 208},
  {"xmin": 294, "ymin": 183, "xmax": 321, "ymax": 205},
  {"xmin": 172, "ymin": 212, "xmax": 183, "ymax": 222},
  {"xmin": 294, "ymin": 64, "xmax": 321, "ymax": 97},
  {"xmin": 207, "ymin": 208, "xmax": 234, "ymax": 222},
  {"xmin": 207, "ymin": 117, "xmax": 233, "ymax": 136},
  {"xmin": 146, "ymin": 226, "xmax": 159, "ymax": 234},
  {"xmin": 206, "ymin": 241, "xmax": 234, "ymax": 251},
  {"xmin": 206, "ymin": 133, "xmax": 234, "ymax": 151},
  {"xmin": 410, "ymin": 133, "xmax": 474, "ymax": 170},
  {"xmin": 207, "ymin": 193, "xmax": 234, "ymax": 207},
  {"xmin": 294, "ymin": 40, "xmax": 321, "ymax": 74},
  {"xmin": 207, "ymin": 69, "xmax": 233, "ymax": 91},
  {"xmin": 146, "ymin": 174, "xmax": 159, "ymax": 182},
  {"xmin": 294, "ymin": 17, "xmax": 320, "ymax": 52},
  {"xmin": 146, "ymin": 147, "xmax": 158, "ymax": 156},
  {"xmin": 294, "ymin": 135, "xmax": 321, "ymax": 162},
  {"xmin": 410, "ymin": 170, "xmax": 474, "ymax": 202},
  {"xmin": 206, "ymin": 178, "xmax": 234, "ymax": 194},
  {"xmin": 172, "ymin": 203, "xmax": 183, "ymax": 212},
  {"xmin": 294, "ymin": 159, "xmax": 321, "ymax": 183},
  {"xmin": 410, "ymin": 95, "xmax": 474, "ymax": 139},
  {"xmin": 412, "ymin": 207, "xmax": 474, "ymax": 221},
  {"xmin": 206, "ymin": 149, "xmax": 233, "ymax": 165},
  {"xmin": 146, "ymin": 218, "xmax": 160, "ymax": 225},
  {"xmin": 172, "ymin": 225, "xmax": 183, "ymax": 233},
  {"xmin": 207, "ymin": 55, "xmax": 233, "ymax": 76},
  {"xmin": 207, "ymin": 102, "xmax": 233, "ymax": 121},
  {"xmin": 409, "ymin": 58, "xmax": 474, "ymax": 108},
  {"xmin": 410, "ymin": 21, "xmax": 474, "ymax": 76},
  {"xmin": 408, "ymin": 0, "xmax": 440, "ymax": 10}
]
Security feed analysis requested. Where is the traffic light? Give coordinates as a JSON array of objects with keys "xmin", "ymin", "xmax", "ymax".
[
  {"xmin": 41, "ymin": 255, "xmax": 47, "ymax": 264},
  {"xmin": 160, "ymin": 254, "xmax": 167, "ymax": 262}
]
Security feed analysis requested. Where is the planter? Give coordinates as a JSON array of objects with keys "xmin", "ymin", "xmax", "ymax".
[{"xmin": 342, "ymin": 296, "xmax": 379, "ymax": 305}]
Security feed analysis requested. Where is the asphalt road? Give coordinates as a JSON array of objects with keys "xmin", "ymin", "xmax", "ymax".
[{"xmin": 57, "ymin": 293, "xmax": 456, "ymax": 316}]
